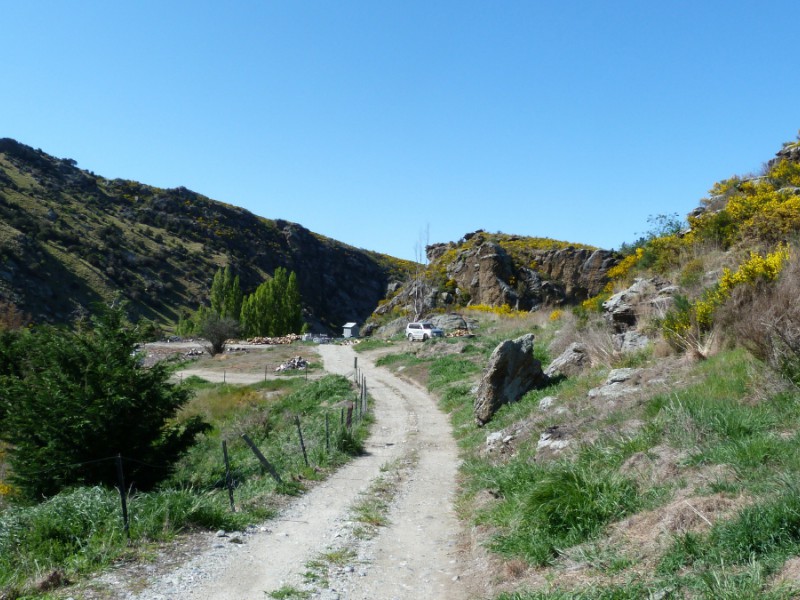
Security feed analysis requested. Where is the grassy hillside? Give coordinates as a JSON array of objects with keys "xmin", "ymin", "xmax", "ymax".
[
  {"xmin": 357, "ymin": 133, "xmax": 800, "ymax": 598},
  {"xmin": 0, "ymin": 138, "xmax": 414, "ymax": 330}
]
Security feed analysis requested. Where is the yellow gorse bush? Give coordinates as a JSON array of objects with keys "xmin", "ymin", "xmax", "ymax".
[
  {"xmin": 549, "ymin": 309, "xmax": 564, "ymax": 321},
  {"xmin": 603, "ymin": 247, "xmax": 644, "ymax": 292},
  {"xmin": 467, "ymin": 303, "xmax": 529, "ymax": 318},
  {"xmin": 719, "ymin": 244, "xmax": 789, "ymax": 291},
  {"xmin": 688, "ymin": 159, "xmax": 800, "ymax": 247},
  {"xmin": 672, "ymin": 245, "xmax": 790, "ymax": 332},
  {"xmin": 580, "ymin": 248, "xmax": 643, "ymax": 312}
]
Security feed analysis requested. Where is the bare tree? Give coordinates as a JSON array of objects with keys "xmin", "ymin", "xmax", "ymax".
[{"xmin": 199, "ymin": 314, "xmax": 240, "ymax": 356}]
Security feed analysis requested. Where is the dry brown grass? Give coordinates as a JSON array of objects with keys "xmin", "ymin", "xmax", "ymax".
[{"xmin": 719, "ymin": 248, "xmax": 800, "ymax": 385}]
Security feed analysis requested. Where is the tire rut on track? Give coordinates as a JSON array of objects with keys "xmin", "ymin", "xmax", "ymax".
[{"xmin": 96, "ymin": 343, "xmax": 471, "ymax": 600}]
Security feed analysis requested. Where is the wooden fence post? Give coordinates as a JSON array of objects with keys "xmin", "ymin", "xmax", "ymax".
[
  {"xmin": 294, "ymin": 416, "xmax": 309, "ymax": 468},
  {"xmin": 241, "ymin": 434, "xmax": 283, "ymax": 485},
  {"xmin": 115, "ymin": 454, "xmax": 130, "ymax": 539},
  {"xmin": 222, "ymin": 440, "xmax": 235, "ymax": 512}
]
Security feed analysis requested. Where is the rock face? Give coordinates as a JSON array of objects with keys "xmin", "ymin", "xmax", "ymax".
[
  {"xmin": 474, "ymin": 333, "xmax": 548, "ymax": 426},
  {"xmin": 602, "ymin": 277, "xmax": 677, "ymax": 353},
  {"xmin": 372, "ymin": 232, "xmax": 619, "ymax": 322},
  {"xmin": 444, "ymin": 239, "xmax": 617, "ymax": 310}
]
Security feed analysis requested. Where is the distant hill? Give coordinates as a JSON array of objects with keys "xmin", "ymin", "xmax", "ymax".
[{"xmin": 0, "ymin": 138, "xmax": 414, "ymax": 331}]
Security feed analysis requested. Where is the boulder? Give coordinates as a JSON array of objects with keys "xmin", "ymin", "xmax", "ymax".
[
  {"xmin": 587, "ymin": 368, "xmax": 642, "ymax": 400},
  {"xmin": 474, "ymin": 333, "xmax": 548, "ymax": 426},
  {"xmin": 430, "ymin": 312, "xmax": 473, "ymax": 332},
  {"xmin": 603, "ymin": 277, "xmax": 675, "ymax": 332},
  {"xmin": 545, "ymin": 342, "xmax": 589, "ymax": 379},
  {"xmin": 614, "ymin": 331, "xmax": 650, "ymax": 353}
]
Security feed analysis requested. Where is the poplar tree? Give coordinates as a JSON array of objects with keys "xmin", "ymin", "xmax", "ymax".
[{"xmin": 240, "ymin": 267, "xmax": 303, "ymax": 337}]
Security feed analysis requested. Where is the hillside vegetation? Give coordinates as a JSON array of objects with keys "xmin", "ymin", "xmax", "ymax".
[
  {"xmin": 3, "ymin": 132, "xmax": 800, "ymax": 599},
  {"xmin": 358, "ymin": 133, "xmax": 800, "ymax": 598},
  {"xmin": 0, "ymin": 138, "xmax": 413, "ymax": 331}
]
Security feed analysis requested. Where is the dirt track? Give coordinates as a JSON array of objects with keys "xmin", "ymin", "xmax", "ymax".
[{"xmin": 109, "ymin": 343, "xmax": 471, "ymax": 600}]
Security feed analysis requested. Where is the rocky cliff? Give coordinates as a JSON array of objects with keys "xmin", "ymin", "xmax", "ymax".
[{"xmin": 372, "ymin": 230, "xmax": 618, "ymax": 325}]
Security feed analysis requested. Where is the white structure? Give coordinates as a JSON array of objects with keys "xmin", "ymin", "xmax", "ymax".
[{"xmin": 342, "ymin": 322, "xmax": 359, "ymax": 338}]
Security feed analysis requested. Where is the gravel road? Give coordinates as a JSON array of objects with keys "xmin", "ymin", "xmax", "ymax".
[{"xmin": 89, "ymin": 343, "xmax": 472, "ymax": 600}]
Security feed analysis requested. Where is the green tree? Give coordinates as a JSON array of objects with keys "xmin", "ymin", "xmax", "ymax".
[
  {"xmin": 241, "ymin": 279, "xmax": 276, "ymax": 337},
  {"xmin": 176, "ymin": 266, "xmax": 243, "ymax": 337},
  {"xmin": 0, "ymin": 306, "xmax": 209, "ymax": 499},
  {"xmin": 240, "ymin": 267, "xmax": 303, "ymax": 337},
  {"xmin": 210, "ymin": 266, "xmax": 243, "ymax": 320}
]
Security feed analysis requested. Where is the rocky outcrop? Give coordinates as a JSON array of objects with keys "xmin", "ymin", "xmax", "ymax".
[
  {"xmin": 371, "ymin": 232, "xmax": 619, "ymax": 323},
  {"xmin": 474, "ymin": 333, "xmax": 548, "ymax": 426},
  {"xmin": 443, "ymin": 240, "xmax": 617, "ymax": 311},
  {"xmin": 603, "ymin": 277, "xmax": 677, "ymax": 332},
  {"xmin": 545, "ymin": 342, "xmax": 590, "ymax": 379}
]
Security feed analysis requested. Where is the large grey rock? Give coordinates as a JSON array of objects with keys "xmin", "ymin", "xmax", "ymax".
[
  {"xmin": 614, "ymin": 331, "xmax": 651, "ymax": 353},
  {"xmin": 587, "ymin": 368, "xmax": 642, "ymax": 400},
  {"xmin": 603, "ymin": 277, "xmax": 675, "ymax": 332},
  {"xmin": 430, "ymin": 313, "xmax": 470, "ymax": 332},
  {"xmin": 372, "ymin": 317, "xmax": 409, "ymax": 339},
  {"xmin": 545, "ymin": 342, "xmax": 589, "ymax": 378},
  {"xmin": 474, "ymin": 333, "xmax": 548, "ymax": 426}
]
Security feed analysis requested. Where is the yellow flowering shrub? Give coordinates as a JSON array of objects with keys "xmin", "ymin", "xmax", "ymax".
[
  {"xmin": 467, "ymin": 304, "xmax": 529, "ymax": 318},
  {"xmin": 689, "ymin": 160, "xmax": 800, "ymax": 247},
  {"xmin": 663, "ymin": 245, "xmax": 790, "ymax": 340},
  {"xmin": 769, "ymin": 157, "xmax": 800, "ymax": 187},
  {"xmin": 602, "ymin": 247, "xmax": 644, "ymax": 293},
  {"xmin": 581, "ymin": 292, "xmax": 610, "ymax": 313},
  {"xmin": 549, "ymin": 309, "xmax": 564, "ymax": 321}
]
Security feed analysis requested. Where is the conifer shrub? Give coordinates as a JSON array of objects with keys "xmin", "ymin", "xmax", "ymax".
[{"xmin": 0, "ymin": 307, "xmax": 209, "ymax": 498}]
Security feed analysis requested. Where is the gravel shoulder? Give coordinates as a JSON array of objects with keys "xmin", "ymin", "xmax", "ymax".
[{"xmin": 84, "ymin": 343, "xmax": 473, "ymax": 600}]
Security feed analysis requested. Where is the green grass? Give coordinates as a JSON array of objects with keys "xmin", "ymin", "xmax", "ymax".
[
  {"xmin": 396, "ymin": 314, "xmax": 800, "ymax": 598},
  {"xmin": 0, "ymin": 486, "xmax": 246, "ymax": 591},
  {"xmin": 478, "ymin": 454, "xmax": 648, "ymax": 566},
  {"xmin": 352, "ymin": 338, "xmax": 394, "ymax": 352},
  {"xmin": 0, "ymin": 374, "xmax": 370, "ymax": 597},
  {"xmin": 646, "ymin": 349, "xmax": 800, "ymax": 492},
  {"xmin": 266, "ymin": 585, "xmax": 311, "ymax": 599}
]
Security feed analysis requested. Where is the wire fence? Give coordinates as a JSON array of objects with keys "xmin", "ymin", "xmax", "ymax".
[{"xmin": 2, "ymin": 368, "xmax": 371, "ymax": 537}]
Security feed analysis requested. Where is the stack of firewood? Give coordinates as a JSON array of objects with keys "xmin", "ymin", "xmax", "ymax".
[{"xmin": 247, "ymin": 334, "xmax": 303, "ymax": 345}]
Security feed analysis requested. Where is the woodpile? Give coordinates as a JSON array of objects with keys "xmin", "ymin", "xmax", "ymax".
[
  {"xmin": 447, "ymin": 328, "xmax": 474, "ymax": 338},
  {"xmin": 246, "ymin": 334, "xmax": 303, "ymax": 345}
]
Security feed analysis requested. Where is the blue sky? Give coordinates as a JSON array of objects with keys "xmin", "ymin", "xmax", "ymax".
[{"xmin": 3, "ymin": 1, "xmax": 799, "ymax": 261}]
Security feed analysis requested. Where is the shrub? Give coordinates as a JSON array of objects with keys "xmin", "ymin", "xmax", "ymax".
[
  {"xmin": 0, "ymin": 307, "xmax": 209, "ymax": 498},
  {"xmin": 724, "ymin": 249, "xmax": 800, "ymax": 386},
  {"xmin": 660, "ymin": 246, "xmax": 790, "ymax": 356}
]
